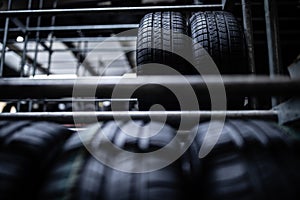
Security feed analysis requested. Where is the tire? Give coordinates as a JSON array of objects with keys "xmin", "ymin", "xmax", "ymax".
[
  {"xmin": 39, "ymin": 121, "xmax": 187, "ymax": 200},
  {"xmin": 190, "ymin": 11, "xmax": 247, "ymax": 109},
  {"xmin": 0, "ymin": 121, "xmax": 72, "ymax": 200},
  {"xmin": 100, "ymin": 121, "xmax": 185, "ymax": 200},
  {"xmin": 136, "ymin": 12, "xmax": 191, "ymax": 111},
  {"xmin": 136, "ymin": 12, "xmax": 191, "ymax": 75},
  {"xmin": 190, "ymin": 11, "xmax": 247, "ymax": 75},
  {"xmin": 38, "ymin": 129, "xmax": 94, "ymax": 200},
  {"xmin": 38, "ymin": 145, "xmax": 91, "ymax": 200},
  {"xmin": 188, "ymin": 120, "xmax": 300, "ymax": 200}
]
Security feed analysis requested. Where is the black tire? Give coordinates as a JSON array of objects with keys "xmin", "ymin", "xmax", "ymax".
[
  {"xmin": 39, "ymin": 121, "xmax": 187, "ymax": 200},
  {"xmin": 101, "ymin": 121, "xmax": 185, "ymax": 200},
  {"xmin": 190, "ymin": 11, "xmax": 247, "ymax": 109},
  {"xmin": 136, "ymin": 12, "xmax": 192, "ymax": 111},
  {"xmin": 136, "ymin": 12, "xmax": 191, "ymax": 75},
  {"xmin": 38, "ymin": 129, "xmax": 94, "ymax": 200},
  {"xmin": 39, "ymin": 146, "xmax": 91, "ymax": 200},
  {"xmin": 188, "ymin": 120, "xmax": 300, "ymax": 200},
  {"xmin": 0, "ymin": 121, "xmax": 72, "ymax": 200},
  {"xmin": 190, "ymin": 11, "xmax": 247, "ymax": 74}
]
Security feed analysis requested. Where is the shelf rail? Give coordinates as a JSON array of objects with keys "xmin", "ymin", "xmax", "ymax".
[
  {"xmin": 0, "ymin": 110, "xmax": 279, "ymax": 124},
  {"xmin": 0, "ymin": 4, "xmax": 223, "ymax": 17},
  {"xmin": 0, "ymin": 75, "xmax": 298, "ymax": 99}
]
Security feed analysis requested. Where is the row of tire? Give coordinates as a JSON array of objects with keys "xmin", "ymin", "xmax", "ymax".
[
  {"xmin": 1, "ymin": 120, "xmax": 300, "ymax": 200},
  {"xmin": 135, "ymin": 11, "xmax": 247, "ymax": 110},
  {"xmin": 137, "ymin": 11, "xmax": 246, "ymax": 75}
]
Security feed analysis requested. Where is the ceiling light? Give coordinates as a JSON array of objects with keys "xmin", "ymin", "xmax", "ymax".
[{"xmin": 16, "ymin": 36, "xmax": 24, "ymax": 43}]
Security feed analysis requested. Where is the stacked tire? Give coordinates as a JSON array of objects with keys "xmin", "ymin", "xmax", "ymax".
[
  {"xmin": 37, "ymin": 120, "xmax": 300, "ymax": 200},
  {"xmin": 136, "ymin": 11, "xmax": 247, "ymax": 110},
  {"xmin": 0, "ymin": 121, "xmax": 72, "ymax": 200},
  {"xmin": 0, "ymin": 5, "xmax": 299, "ymax": 200},
  {"xmin": 38, "ymin": 120, "xmax": 191, "ymax": 200},
  {"xmin": 189, "ymin": 120, "xmax": 300, "ymax": 200},
  {"xmin": 135, "ymin": 12, "xmax": 191, "ymax": 111},
  {"xmin": 1, "ymin": 120, "xmax": 300, "ymax": 199},
  {"xmin": 190, "ymin": 11, "xmax": 246, "ymax": 75},
  {"xmin": 0, "ymin": 11, "xmax": 297, "ymax": 200}
]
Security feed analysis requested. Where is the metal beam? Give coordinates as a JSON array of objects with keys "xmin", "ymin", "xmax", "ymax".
[
  {"xmin": 241, "ymin": 0, "xmax": 256, "ymax": 75},
  {"xmin": 222, "ymin": 0, "xmax": 234, "ymax": 10},
  {"xmin": 0, "ymin": 24, "xmax": 139, "ymax": 32},
  {"xmin": 20, "ymin": 0, "xmax": 33, "ymax": 77},
  {"xmin": 6, "ymin": 44, "xmax": 51, "ymax": 74},
  {"xmin": 0, "ymin": 110, "xmax": 278, "ymax": 124},
  {"xmin": 40, "ymin": 36, "xmax": 137, "ymax": 43},
  {"xmin": 0, "ymin": 0, "xmax": 12, "ymax": 77},
  {"xmin": 6, "ymin": 36, "xmax": 137, "ymax": 44},
  {"xmin": 264, "ymin": 0, "xmax": 282, "ymax": 76},
  {"xmin": 241, "ymin": 0, "xmax": 257, "ymax": 109},
  {"xmin": 264, "ymin": 0, "xmax": 282, "ymax": 106},
  {"xmin": 63, "ymin": 42, "xmax": 98, "ymax": 76},
  {"xmin": 3, "ymin": 47, "xmax": 136, "ymax": 53},
  {"xmin": 0, "ymin": 5, "xmax": 222, "ymax": 17},
  {"xmin": 11, "ymin": 18, "xmax": 26, "ymax": 33},
  {"xmin": 0, "ymin": 75, "xmax": 299, "ymax": 99}
]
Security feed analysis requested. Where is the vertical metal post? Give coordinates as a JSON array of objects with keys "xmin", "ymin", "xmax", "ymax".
[
  {"xmin": 17, "ymin": 101, "xmax": 21, "ymax": 112},
  {"xmin": 43, "ymin": 100, "xmax": 47, "ymax": 112},
  {"xmin": 28, "ymin": 100, "xmax": 32, "ymax": 112},
  {"xmin": 84, "ymin": 41, "xmax": 88, "ymax": 59},
  {"xmin": 242, "ymin": 0, "xmax": 256, "ymax": 75},
  {"xmin": 76, "ymin": 42, "xmax": 82, "ymax": 75},
  {"xmin": 46, "ymin": 0, "xmax": 57, "ymax": 76},
  {"xmin": 18, "ymin": 0, "xmax": 32, "ymax": 113},
  {"xmin": 20, "ymin": 0, "xmax": 32, "ymax": 77},
  {"xmin": 194, "ymin": 0, "xmax": 203, "ymax": 4},
  {"xmin": 264, "ymin": 0, "xmax": 282, "ymax": 106},
  {"xmin": 0, "ymin": 0, "xmax": 12, "ymax": 77},
  {"xmin": 33, "ymin": 0, "xmax": 44, "ymax": 76},
  {"xmin": 241, "ymin": 0, "xmax": 258, "ymax": 109}
]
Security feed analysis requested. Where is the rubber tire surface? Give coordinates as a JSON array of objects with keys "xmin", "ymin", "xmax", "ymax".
[
  {"xmin": 136, "ymin": 12, "xmax": 191, "ymax": 111},
  {"xmin": 38, "ymin": 134, "xmax": 91, "ymax": 200},
  {"xmin": 189, "ymin": 120, "xmax": 300, "ymax": 200},
  {"xmin": 136, "ymin": 12, "xmax": 190, "ymax": 75},
  {"xmin": 39, "ymin": 120, "xmax": 187, "ymax": 200},
  {"xmin": 190, "ymin": 11, "xmax": 247, "ymax": 109},
  {"xmin": 101, "ymin": 121, "xmax": 185, "ymax": 200},
  {"xmin": 0, "ymin": 121, "xmax": 72, "ymax": 200},
  {"xmin": 190, "ymin": 11, "xmax": 247, "ymax": 74}
]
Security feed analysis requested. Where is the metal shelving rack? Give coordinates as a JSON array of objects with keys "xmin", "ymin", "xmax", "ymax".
[{"xmin": 0, "ymin": 0, "xmax": 299, "ymax": 125}]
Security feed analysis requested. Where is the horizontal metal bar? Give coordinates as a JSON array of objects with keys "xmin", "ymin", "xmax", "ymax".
[
  {"xmin": 4, "ymin": 47, "xmax": 136, "ymax": 53},
  {"xmin": 0, "ymin": 75, "xmax": 299, "ymax": 99},
  {"xmin": 6, "ymin": 27, "xmax": 297, "ymax": 34},
  {"xmin": 255, "ymin": 41, "xmax": 300, "ymax": 45},
  {"xmin": 0, "ymin": 110, "xmax": 278, "ymax": 124},
  {"xmin": 254, "ymin": 30, "xmax": 300, "ymax": 35},
  {"xmin": 0, "ymin": 24, "xmax": 139, "ymax": 32},
  {"xmin": 44, "ymin": 36, "xmax": 137, "ymax": 43},
  {"xmin": 252, "ymin": 17, "xmax": 300, "ymax": 21},
  {"xmin": 0, "ymin": 4, "xmax": 222, "ymax": 17},
  {"xmin": 8, "ymin": 36, "xmax": 137, "ymax": 43},
  {"xmin": 235, "ymin": 2, "xmax": 300, "ymax": 6},
  {"xmin": 36, "ymin": 58, "xmax": 128, "ymax": 63},
  {"xmin": 2, "ymin": 98, "xmax": 136, "ymax": 102}
]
